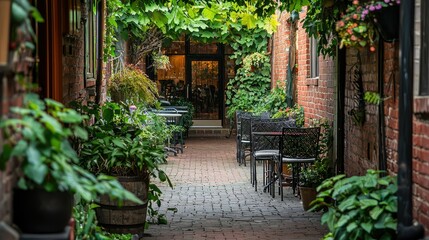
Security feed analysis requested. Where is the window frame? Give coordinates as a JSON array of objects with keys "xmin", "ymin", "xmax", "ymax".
[{"xmin": 310, "ymin": 37, "xmax": 319, "ymax": 79}]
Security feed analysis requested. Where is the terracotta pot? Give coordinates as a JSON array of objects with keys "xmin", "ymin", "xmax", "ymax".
[{"xmin": 299, "ymin": 186, "xmax": 317, "ymax": 211}]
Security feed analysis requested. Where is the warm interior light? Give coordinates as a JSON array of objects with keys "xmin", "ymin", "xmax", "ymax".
[{"xmin": 0, "ymin": 0, "xmax": 11, "ymax": 68}]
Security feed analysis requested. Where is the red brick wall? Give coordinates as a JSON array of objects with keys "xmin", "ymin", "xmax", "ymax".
[
  {"xmin": 62, "ymin": 2, "xmax": 98, "ymax": 104},
  {"xmin": 272, "ymin": 11, "xmax": 291, "ymax": 86},
  {"xmin": 295, "ymin": 10, "xmax": 335, "ymax": 123},
  {"xmin": 411, "ymin": 0, "xmax": 429, "ymax": 230},
  {"xmin": 343, "ymin": 48, "xmax": 379, "ymax": 176},
  {"xmin": 0, "ymin": 76, "xmax": 22, "ymax": 223},
  {"xmin": 272, "ymin": 9, "xmax": 335, "ymax": 125}
]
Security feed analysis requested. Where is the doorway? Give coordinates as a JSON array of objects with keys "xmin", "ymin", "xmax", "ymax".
[
  {"xmin": 151, "ymin": 38, "xmax": 233, "ymax": 127},
  {"xmin": 187, "ymin": 59, "xmax": 222, "ymax": 127}
]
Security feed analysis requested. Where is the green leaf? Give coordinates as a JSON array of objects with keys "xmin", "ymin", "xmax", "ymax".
[
  {"xmin": 202, "ymin": 8, "xmax": 216, "ymax": 20},
  {"xmin": 359, "ymin": 199, "xmax": 378, "ymax": 209},
  {"xmin": 338, "ymin": 195, "xmax": 356, "ymax": 211},
  {"xmin": 24, "ymin": 163, "xmax": 48, "ymax": 185},
  {"xmin": 370, "ymin": 206, "xmax": 383, "ymax": 220},
  {"xmin": 158, "ymin": 170, "xmax": 167, "ymax": 182},
  {"xmin": 346, "ymin": 222, "xmax": 357, "ymax": 232},
  {"xmin": 361, "ymin": 222, "xmax": 373, "ymax": 234},
  {"xmin": 336, "ymin": 214, "xmax": 351, "ymax": 228},
  {"xmin": 0, "ymin": 144, "xmax": 13, "ymax": 170},
  {"xmin": 241, "ymin": 13, "xmax": 257, "ymax": 29},
  {"xmin": 26, "ymin": 145, "xmax": 41, "ymax": 165},
  {"xmin": 73, "ymin": 126, "xmax": 88, "ymax": 140},
  {"xmin": 31, "ymin": 7, "xmax": 44, "ymax": 22}
]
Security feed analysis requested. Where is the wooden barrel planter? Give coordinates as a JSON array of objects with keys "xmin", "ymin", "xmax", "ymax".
[{"xmin": 95, "ymin": 175, "xmax": 149, "ymax": 234}]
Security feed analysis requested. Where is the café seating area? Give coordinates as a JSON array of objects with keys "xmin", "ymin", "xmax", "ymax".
[{"xmin": 235, "ymin": 111, "xmax": 321, "ymax": 201}]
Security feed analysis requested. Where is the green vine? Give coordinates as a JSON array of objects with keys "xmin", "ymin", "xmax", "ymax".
[
  {"xmin": 225, "ymin": 52, "xmax": 271, "ymax": 118},
  {"xmin": 105, "ymin": 0, "xmax": 278, "ymax": 64}
]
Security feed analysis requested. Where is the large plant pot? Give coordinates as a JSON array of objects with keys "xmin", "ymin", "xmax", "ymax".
[
  {"xmin": 299, "ymin": 186, "xmax": 317, "ymax": 211},
  {"xmin": 96, "ymin": 175, "xmax": 149, "ymax": 235},
  {"xmin": 373, "ymin": 5, "xmax": 400, "ymax": 42},
  {"xmin": 13, "ymin": 189, "xmax": 73, "ymax": 233}
]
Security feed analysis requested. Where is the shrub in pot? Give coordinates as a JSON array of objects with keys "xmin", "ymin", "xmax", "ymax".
[
  {"xmin": 0, "ymin": 94, "xmax": 141, "ymax": 233},
  {"xmin": 299, "ymin": 165, "xmax": 326, "ymax": 211},
  {"xmin": 78, "ymin": 102, "xmax": 172, "ymax": 233}
]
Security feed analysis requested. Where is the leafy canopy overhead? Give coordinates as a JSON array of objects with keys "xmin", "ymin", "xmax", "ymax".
[{"xmin": 105, "ymin": 0, "xmax": 282, "ymax": 59}]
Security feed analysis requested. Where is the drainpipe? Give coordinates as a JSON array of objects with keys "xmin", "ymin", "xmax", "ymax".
[
  {"xmin": 95, "ymin": 0, "xmax": 104, "ymax": 104},
  {"xmin": 397, "ymin": 0, "xmax": 425, "ymax": 239},
  {"xmin": 336, "ymin": 48, "xmax": 346, "ymax": 174},
  {"xmin": 377, "ymin": 40, "xmax": 386, "ymax": 173}
]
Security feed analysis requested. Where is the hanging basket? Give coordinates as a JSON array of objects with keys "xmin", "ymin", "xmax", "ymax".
[{"xmin": 373, "ymin": 5, "xmax": 400, "ymax": 42}]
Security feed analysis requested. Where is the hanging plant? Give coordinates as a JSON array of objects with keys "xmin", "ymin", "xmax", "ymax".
[
  {"xmin": 152, "ymin": 53, "xmax": 171, "ymax": 70},
  {"xmin": 336, "ymin": 0, "xmax": 400, "ymax": 52}
]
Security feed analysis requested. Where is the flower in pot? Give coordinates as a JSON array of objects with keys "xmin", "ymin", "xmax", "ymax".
[
  {"xmin": 336, "ymin": 0, "xmax": 400, "ymax": 52},
  {"xmin": 78, "ymin": 102, "xmax": 172, "ymax": 234},
  {"xmin": 0, "ymin": 94, "xmax": 141, "ymax": 233}
]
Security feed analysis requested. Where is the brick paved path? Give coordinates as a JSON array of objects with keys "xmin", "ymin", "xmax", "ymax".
[{"xmin": 145, "ymin": 137, "xmax": 327, "ymax": 240}]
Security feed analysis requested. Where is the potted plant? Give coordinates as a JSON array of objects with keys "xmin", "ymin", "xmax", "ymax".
[
  {"xmin": 0, "ymin": 94, "xmax": 141, "ymax": 234},
  {"xmin": 108, "ymin": 65, "xmax": 158, "ymax": 104},
  {"xmin": 152, "ymin": 52, "xmax": 171, "ymax": 70},
  {"xmin": 78, "ymin": 102, "xmax": 172, "ymax": 234},
  {"xmin": 336, "ymin": 0, "xmax": 400, "ymax": 52},
  {"xmin": 299, "ymin": 165, "xmax": 327, "ymax": 211}
]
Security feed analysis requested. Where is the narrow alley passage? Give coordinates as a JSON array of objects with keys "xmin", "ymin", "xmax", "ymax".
[{"xmin": 145, "ymin": 137, "xmax": 327, "ymax": 240}]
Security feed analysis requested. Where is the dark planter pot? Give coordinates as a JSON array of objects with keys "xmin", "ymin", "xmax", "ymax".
[
  {"xmin": 373, "ymin": 5, "xmax": 400, "ymax": 42},
  {"xmin": 13, "ymin": 189, "xmax": 73, "ymax": 233},
  {"xmin": 299, "ymin": 186, "xmax": 317, "ymax": 211},
  {"xmin": 96, "ymin": 175, "xmax": 149, "ymax": 235}
]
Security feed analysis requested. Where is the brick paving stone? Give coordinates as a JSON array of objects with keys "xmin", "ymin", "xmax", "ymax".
[{"xmin": 145, "ymin": 137, "xmax": 327, "ymax": 240}]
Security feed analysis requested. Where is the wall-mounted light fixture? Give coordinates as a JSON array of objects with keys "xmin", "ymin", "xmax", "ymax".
[{"xmin": 0, "ymin": 0, "xmax": 12, "ymax": 71}]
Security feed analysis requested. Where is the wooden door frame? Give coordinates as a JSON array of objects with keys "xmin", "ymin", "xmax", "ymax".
[
  {"xmin": 36, "ymin": 0, "xmax": 63, "ymax": 101},
  {"xmin": 185, "ymin": 56, "xmax": 224, "ymax": 123}
]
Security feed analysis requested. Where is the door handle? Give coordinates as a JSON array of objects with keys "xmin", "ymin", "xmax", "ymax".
[{"xmin": 186, "ymin": 84, "xmax": 190, "ymax": 99}]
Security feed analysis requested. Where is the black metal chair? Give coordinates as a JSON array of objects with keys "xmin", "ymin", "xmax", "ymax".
[
  {"xmin": 235, "ymin": 111, "xmax": 252, "ymax": 165},
  {"xmin": 236, "ymin": 111, "xmax": 271, "ymax": 166},
  {"xmin": 278, "ymin": 127, "xmax": 320, "ymax": 201},
  {"xmin": 250, "ymin": 118, "xmax": 296, "ymax": 194}
]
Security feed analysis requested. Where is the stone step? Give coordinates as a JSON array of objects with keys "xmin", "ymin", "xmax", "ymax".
[{"xmin": 188, "ymin": 127, "xmax": 233, "ymax": 137}]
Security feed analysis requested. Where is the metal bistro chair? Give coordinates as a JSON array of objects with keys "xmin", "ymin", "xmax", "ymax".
[
  {"xmin": 237, "ymin": 112, "xmax": 271, "ymax": 166},
  {"xmin": 236, "ymin": 111, "xmax": 252, "ymax": 165},
  {"xmin": 154, "ymin": 109, "xmax": 184, "ymax": 155},
  {"xmin": 250, "ymin": 118, "xmax": 296, "ymax": 194},
  {"xmin": 278, "ymin": 127, "xmax": 320, "ymax": 201}
]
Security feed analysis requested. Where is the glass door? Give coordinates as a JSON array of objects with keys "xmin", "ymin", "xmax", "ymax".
[{"xmin": 188, "ymin": 60, "xmax": 221, "ymax": 125}]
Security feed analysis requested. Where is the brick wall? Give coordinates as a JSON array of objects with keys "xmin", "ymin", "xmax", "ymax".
[
  {"xmin": 272, "ymin": 11, "xmax": 291, "ymax": 86},
  {"xmin": 294, "ymin": 10, "xmax": 335, "ymax": 123},
  {"xmin": 411, "ymin": 0, "xmax": 429, "ymax": 233},
  {"xmin": 0, "ymin": 76, "xmax": 21, "ymax": 223},
  {"xmin": 272, "ymin": 9, "xmax": 336, "ymax": 125},
  {"xmin": 343, "ymin": 48, "xmax": 379, "ymax": 176},
  {"xmin": 62, "ymin": 1, "xmax": 98, "ymax": 105}
]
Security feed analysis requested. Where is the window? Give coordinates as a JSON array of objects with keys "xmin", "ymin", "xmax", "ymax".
[
  {"xmin": 85, "ymin": 0, "xmax": 97, "ymax": 80},
  {"xmin": 310, "ymin": 37, "xmax": 319, "ymax": 78},
  {"xmin": 420, "ymin": 0, "xmax": 429, "ymax": 96}
]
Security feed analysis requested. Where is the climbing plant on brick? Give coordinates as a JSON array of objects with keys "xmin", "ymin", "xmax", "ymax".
[{"xmin": 226, "ymin": 52, "xmax": 271, "ymax": 118}]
